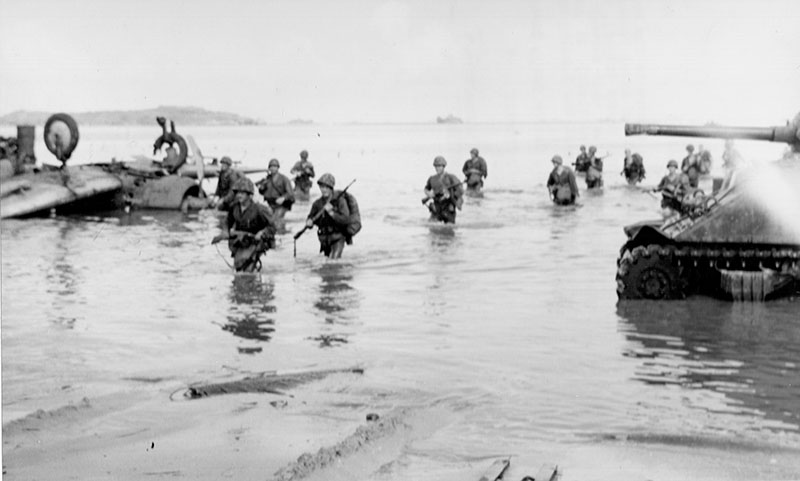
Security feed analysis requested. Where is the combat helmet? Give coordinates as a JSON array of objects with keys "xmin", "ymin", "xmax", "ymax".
[
  {"xmin": 268, "ymin": 158, "xmax": 280, "ymax": 168},
  {"xmin": 300, "ymin": 150, "xmax": 309, "ymax": 159},
  {"xmin": 220, "ymin": 156, "xmax": 232, "ymax": 165},
  {"xmin": 470, "ymin": 148, "xmax": 479, "ymax": 155},
  {"xmin": 317, "ymin": 173, "xmax": 335, "ymax": 188},
  {"xmin": 232, "ymin": 177, "xmax": 255, "ymax": 194},
  {"xmin": 433, "ymin": 156, "xmax": 447, "ymax": 167},
  {"xmin": 667, "ymin": 159, "xmax": 679, "ymax": 168}
]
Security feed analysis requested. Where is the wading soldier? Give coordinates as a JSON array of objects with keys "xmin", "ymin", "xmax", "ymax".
[
  {"xmin": 256, "ymin": 158, "xmax": 294, "ymax": 232},
  {"xmin": 222, "ymin": 177, "xmax": 277, "ymax": 272},
  {"xmin": 423, "ymin": 156, "xmax": 463, "ymax": 224},
  {"xmin": 305, "ymin": 173, "xmax": 352, "ymax": 259},
  {"xmin": 290, "ymin": 150, "xmax": 316, "ymax": 200}
]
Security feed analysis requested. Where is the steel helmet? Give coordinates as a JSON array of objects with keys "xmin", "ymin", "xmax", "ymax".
[
  {"xmin": 667, "ymin": 159, "xmax": 679, "ymax": 168},
  {"xmin": 232, "ymin": 177, "xmax": 255, "ymax": 194},
  {"xmin": 300, "ymin": 150, "xmax": 308, "ymax": 159},
  {"xmin": 588, "ymin": 145, "xmax": 597, "ymax": 153},
  {"xmin": 220, "ymin": 156, "xmax": 232, "ymax": 165},
  {"xmin": 686, "ymin": 144, "xmax": 695, "ymax": 152},
  {"xmin": 268, "ymin": 158, "xmax": 280, "ymax": 168},
  {"xmin": 551, "ymin": 155, "xmax": 563, "ymax": 165},
  {"xmin": 317, "ymin": 173, "xmax": 335, "ymax": 188},
  {"xmin": 433, "ymin": 156, "xmax": 447, "ymax": 166},
  {"xmin": 470, "ymin": 148, "xmax": 479, "ymax": 155}
]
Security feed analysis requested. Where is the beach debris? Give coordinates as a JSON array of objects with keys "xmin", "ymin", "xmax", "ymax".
[
  {"xmin": 272, "ymin": 410, "xmax": 408, "ymax": 481},
  {"xmin": 180, "ymin": 367, "xmax": 363, "ymax": 400},
  {"xmin": 478, "ymin": 457, "xmax": 510, "ymax": 481},
  {"xmin": 366, "ymin": 413, "xmax": 380, "ymax": 422}
]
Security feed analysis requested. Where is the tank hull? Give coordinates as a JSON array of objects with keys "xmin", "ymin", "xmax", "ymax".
[{"xmin": 618, "ymin": 114, "xmax": 800, "ymax": 301}]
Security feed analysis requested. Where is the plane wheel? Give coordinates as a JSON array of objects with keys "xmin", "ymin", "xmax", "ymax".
[{"xmin": 44, "ymin": 113, "xmax": 80, "ymax": 163}]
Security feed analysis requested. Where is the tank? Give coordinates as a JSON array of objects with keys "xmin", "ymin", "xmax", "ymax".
[{"xmin": 616, "ymin": 112, "xmax": 800, "ymax": 301}]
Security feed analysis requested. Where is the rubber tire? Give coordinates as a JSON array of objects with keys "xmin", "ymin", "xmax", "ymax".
[
  {"xmin": 44, "ymin": 113, "xmax": 80, "ymax": 162},
  {"xmin": 616, "ymin": 244, "xmax": 686, "ymax": 300},
  {"xmin": 153, "ymin": 132, "xmax": 188, "ymax": 174}
]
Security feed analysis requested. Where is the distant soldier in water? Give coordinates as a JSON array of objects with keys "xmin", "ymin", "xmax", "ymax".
[
  {"xmin": 290, "ymin": 150, "xmax": 316, "ymax": 200},
  {"xmin": 621, "ymin": 149, "xmax": 646, "ymax": 185},
  {"xmin": 423, "ymin": 156, "xmax": 464, "ymax": 224},
  {"xmin": 652, "ymin": 159, "xmax": 689, "ymax": 216},
  {"xmin": 681, "ymin": 144, "xmax": 701, "ymax": 188},
  {"xmin": 585, "ymin": 145, "xmax": 604, "ymax": 189},
  {"xmin": 222, "ymin": 177, "xmax": 277, "ymax": 272},
  {"xmin": 211, "ymin": 156, "xmax": 243, "ymax": 211},
  {"xmin": 462, "ymin": 147, "xmax": 488, "ymax": 194},
  {"xmin": 305, "ymin": 173, "xmax": 352, "ymax": 259},
  {"xmin": 574, "ymin": 145, "xmax": 590, "ymax": 173},
  {"xmin": 547, "ymin": 155, "xmax": 579, "ymax": 205},
  {"xmin": 256, "ymin": 158, "xmax": 294, "ymax": 232}
]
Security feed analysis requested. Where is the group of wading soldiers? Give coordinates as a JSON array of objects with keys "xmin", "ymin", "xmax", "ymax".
[
  {"xmin": 211, "ymin": 150, "xmax": 361, "ymax": 271},
  {"xmin": 211, "ymin": 148, "xmax": 489, "ymax": 272},
  {"xmin": 547, "ymin": 142, "xmax": 736, "ymax": 218}
]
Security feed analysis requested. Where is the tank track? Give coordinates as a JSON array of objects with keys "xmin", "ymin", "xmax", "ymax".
[{"xmin": 616, "ymin": 243, "xmax": 800, "ymax": 300}]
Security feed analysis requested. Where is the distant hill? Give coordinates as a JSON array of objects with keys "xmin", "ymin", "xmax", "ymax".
[{"xmin": 0, "ymin": 106, "xmax": 263, "ymax": 126}]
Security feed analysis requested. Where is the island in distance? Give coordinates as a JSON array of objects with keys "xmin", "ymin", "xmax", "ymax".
[{"xmin": 0, "ymin": 106, "xmax": 263, "ymax": 127}]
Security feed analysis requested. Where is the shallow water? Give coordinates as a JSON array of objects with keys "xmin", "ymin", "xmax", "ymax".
[{"xmin": 2, "ymin": 123, "xmax": 799, "ymax": 478}]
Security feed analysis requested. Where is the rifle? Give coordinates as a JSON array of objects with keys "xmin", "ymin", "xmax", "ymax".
[
  {"xmin": 293, "ymin": 179, "xmax": 356, "ymax": 257},
  {"xmin": 210, "ymin": 229, "xmax": 257, "ymax": 245},
  {"xmin": 421, "ymin": 179, "xmax": 466, "ymax": 205}
]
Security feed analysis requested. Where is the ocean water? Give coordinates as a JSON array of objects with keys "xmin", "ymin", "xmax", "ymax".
[{"xmin": 2, "ymin": 122, "xmax": 798, "ymax": 479}]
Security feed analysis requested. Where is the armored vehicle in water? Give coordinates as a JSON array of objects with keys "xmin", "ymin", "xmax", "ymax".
[{"xmin": 616, "ymin": 112, "xmax": 800, "ymax": 301}]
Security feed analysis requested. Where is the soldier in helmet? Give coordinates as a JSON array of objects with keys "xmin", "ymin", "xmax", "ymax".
[
  {"xmin": 621, "ymin": 149, "xmax": 646, "ymax": 185},
  {"xmin": 305, "ymin": 173, "xmax": 352, "ymax": 259},
  {"xmin": 290, "ymin": 150, "xmax": 316, "ymax": 201},
  {"xmin": 585, "ymin": 145, "xmax": 604, "ymax": 189},
  {"xmin": 423, "ymin": 156, "xmax": 464, "ymax": 224},
  {"xmin": 221, "ymin": 177, "xmax": 277, "ymax": 272},
  {"xmin": 573, "ymin": 145, "xmax": 590, "ymax": 173},
  {"xmin": 546, "ymin": 155, "xmax": 579, "ymax": 205},
  {"xmin": 462, "ymin": 147, "xmax": 488, "ymax": 195},
  {"xmin": 681, "ymin": 144, "xmax": 701, "ymax": 188},
  {"xmin": 256, "ymin": 158, "xmax": 295, "ymax": 232},
  {"xmin": 652, "ymin": 159, "xmax": 690, "ymax": 216},
  {"xmin": 211, "ymin": 156, "xmax": 244, "ymax": 211}
]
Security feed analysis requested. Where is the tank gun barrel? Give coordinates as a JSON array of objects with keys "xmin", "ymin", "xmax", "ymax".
[{"xmin": 625, "ymin": 114, "xmax": 800, "ymax": 151}]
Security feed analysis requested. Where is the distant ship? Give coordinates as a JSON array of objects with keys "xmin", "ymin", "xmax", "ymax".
[{"xmin": 436, "ymin": 115, "xmax": 463, "ymax": 124}]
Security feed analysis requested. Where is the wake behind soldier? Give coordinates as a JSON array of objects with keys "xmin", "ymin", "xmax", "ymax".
[
  {"xmin": 423, "ymin": 156, "xmax": 464, "ymax": 224},
  {"xmin": 462, "ymin": 147, "xmax": 488, "ymax": 194},
  {"xmin": 290, "ymin": 150, "xmax": 316, "ymax": 200},
  {"xmin": 256, "ymin": 158, "xmax": 295, "ymax": 232},
  {"xmin": 304, "ymin": 173, "xmax": 355, "ymax": 259},
  {"xmin": 216, "ymin": 177, "xmax": 277, "ymax": 272}
]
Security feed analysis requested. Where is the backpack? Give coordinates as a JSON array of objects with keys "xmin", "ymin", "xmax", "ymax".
[{"xmin": 343, "ymin": 191, "xmax": 361, "ymax": 237}]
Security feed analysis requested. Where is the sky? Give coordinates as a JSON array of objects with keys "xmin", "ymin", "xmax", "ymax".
[{"xmin": 1, "ymin": 0, "xmax": 799, "ymax": 124}]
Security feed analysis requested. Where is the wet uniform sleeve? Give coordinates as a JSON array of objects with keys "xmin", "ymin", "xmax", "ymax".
[{"xmin": 282, "ymin": 176, "xmax": 295, "ymax": 202}]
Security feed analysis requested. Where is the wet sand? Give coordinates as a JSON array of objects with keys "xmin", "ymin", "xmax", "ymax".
[{"xmin": 5, "ymin": 373, "xmax": 800, "ymax": 481}]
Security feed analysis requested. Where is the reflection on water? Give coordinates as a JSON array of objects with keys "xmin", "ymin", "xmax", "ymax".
[
  {"xmin": 219, "ymin": 275, "xmax": 276, "ymax": 352},
  {"xmin": 46, "ymin": 220, "xmax": 83, "ymax": 328},
  {"xmin": 617, "ymin": 300, "xmax": 800, "ymax": 433},
  {"xmin": 310, "ymin": 263, "xmax": 360, "ymax": 347}
]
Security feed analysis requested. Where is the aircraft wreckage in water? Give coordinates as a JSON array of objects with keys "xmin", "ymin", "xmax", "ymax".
[{"xmin": 0, "ymin": 113, "xmax": 266, "ymax": 218}]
